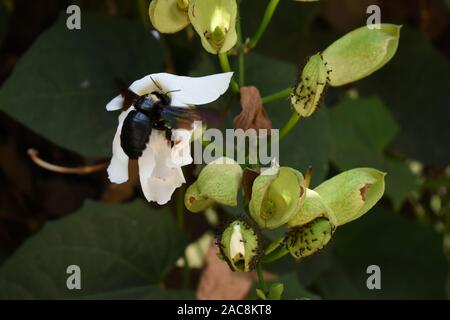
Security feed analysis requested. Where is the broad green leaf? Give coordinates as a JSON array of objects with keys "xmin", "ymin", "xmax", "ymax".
[
  {"xmin": 323, "ymin": 24, "xmax": 401, "ymax": 87},
  {"xmin": 0, "ymin": 200, "xmax": 187, "ymax": 299},
  {"xmin": 316, "ymin": 206, "xmax": 448, "ymax": 299},
  {"xmin": 329, "ymin": 97, "xmax": 418, "ymax": 209},
  {"xmin": 0, "ymin": 13, "xmax": 164, "ymax": 158},
  {"xmin": 359, "ymin": 28, "xmax": 450, "ymax": 165}
]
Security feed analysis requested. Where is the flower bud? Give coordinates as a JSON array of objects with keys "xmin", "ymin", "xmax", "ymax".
[
  {"xmin": 250, "ymin": 166, "xmax": 306, "ymax": 229},
  {"xmin": 291, "ymin": 53, "xmax": 330, "ymax": 117},
  {"xmin": 149, "ymin": 0, "xmax": 190, "ymax": 34},
  {"xmin": 323, "ymin": 24, "xmax": 401, "ymax": 86},
  {"xmin": 285, "ymin": 217, "xmax": 335, "ymax": 260},
  {"xmin": 287, "ymin": 188, "xmax": 337, "ymax": 228},
  {"xmin": 185, "ymin": 157, "xmax": 242, "ymax": 212},
  {"xmin": 188, "ymin": 0, "xmax": 237, "ymax": 54},
  {"xmin": 218, "ymin": 219, "xmax": 263, "ymax": 272},
  {"xmin": 314, "ymin": 168, "xmax": 386, "ymax": 226}
]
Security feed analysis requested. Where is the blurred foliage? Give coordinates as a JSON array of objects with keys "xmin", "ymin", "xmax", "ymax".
[
  {"xmin": 0, "ymin": 0, "xmax": 448, "ymax": 300},
  {"xmin": 0, "ymin": 200, "xmax": 189, "ymax": 299},
  {"xmin": 0, "ymin": 13, "xmax": 164, "ymax": 158}
]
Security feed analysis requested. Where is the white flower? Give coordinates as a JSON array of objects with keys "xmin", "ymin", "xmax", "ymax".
[{"xmin": 106, "ymin": 72, "xmax": 233, "ymax": 205}]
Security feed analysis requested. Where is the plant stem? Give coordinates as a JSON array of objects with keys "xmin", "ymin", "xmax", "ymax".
[
  {"xmin": 136, "ymin": 0, "xmax": 150, "ymax": 28},
  {"xmin": 261, "ymin": 87, "xmax": 292, "ymax": 105},
  {"xmin": 236, "ymin": 4, "xmax": 245, "ymax": 86},
  {"xmin": 247, "ymin": 0, "xmax": 281, "ymax": 49},
  {"xmin": 176, "ymin": 184, "xmax": 190, "ymax": 288},
  {"xmin": 218, "ymin": 52, "xmax": 240, "ymax": 93},
  {"xmin": 261, "ymin": 246, "xmax": 289, "ymax": 264},
  {"xmin": 256, "ymin": 264, "xmax": 268, "ymax": 295},
  {"xmin": 279, "ymin": 112, "xmax": 301, "ymax": 140},
  {"xmin": 176, "ymin": 184, "xmax": 186, "ymax": 229}
]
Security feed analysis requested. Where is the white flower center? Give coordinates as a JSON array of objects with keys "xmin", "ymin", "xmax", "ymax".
[
  {"xmin": 210, "ymin": 7, "xmax": 230, "ymax": 32},
  {"xmin": 230, "ymin": 223, "xmax": 245, "ymax": 261}
]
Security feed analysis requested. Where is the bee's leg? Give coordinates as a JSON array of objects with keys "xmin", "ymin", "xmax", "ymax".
[{"xmin": 164, "ymin": 128, "xmax": 174, "ymax": 148}]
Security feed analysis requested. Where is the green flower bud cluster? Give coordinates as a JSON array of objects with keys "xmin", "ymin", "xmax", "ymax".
[
  {"xmin": 149, "ymin": 0, "xmax": 237, "ymax": 54},
  {"xmin": 185, "ymin": 156, "xmax": 385, "ymax": 268}
]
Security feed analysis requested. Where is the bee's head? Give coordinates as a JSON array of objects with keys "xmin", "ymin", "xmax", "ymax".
[{"xmin": 150, "ymin": 91, "xmax": 171, "ymax": 106}]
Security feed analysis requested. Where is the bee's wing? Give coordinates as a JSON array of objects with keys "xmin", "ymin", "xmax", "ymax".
[
  {"xmin": 160, "ymin": 106, "xmax": 220, "ymax": 130},
  {"xmin": 120, "ymin": 89, "xmax": 141, "ymax": 110}
]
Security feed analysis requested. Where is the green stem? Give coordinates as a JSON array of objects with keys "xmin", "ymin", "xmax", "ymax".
[
  {"xmin": 261, "ymin": 87, "xmax": 292, "ymax": 105},
  {"xmin": 136, "ymin": 0, "xmax": 150, "ymax": 28},
  {"xmin": 176, "ymin": 184, "xmax": 186, "ymax": 229},
  {"xmin": 261, "ymin": 246, "xmax": 289, "ymax": 264},
  {"xmin": 256, "ymin": 264, "xmax": 268, "ymax": 295},
  {"xmin": 279, "ymin": 112, "xmax": 301, "ymax": 140},
  {"xmin": 236, "ymin": 5, "xmax": 245, "ymax": 86},
  {"xmin": 176, "ymin": 184, "xmax": 190, "ymax": 288},
  {"xmin": 218, "ymin": 52, "xmax": 240, "ymax": 93},
  {"xmin": 247, "ymin": 0, "xmax": 281, "ymax": 49}
]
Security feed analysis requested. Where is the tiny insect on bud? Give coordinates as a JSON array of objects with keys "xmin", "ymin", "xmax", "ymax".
[
  {"xmin": 218, "ymin": 219, "xmax": 264, "ymax": 272},
  {"xmin": 291, "ymin": 53, "xmax": 330, "ymax": 117},
  {"xmin": 285, "ymin": 217, "xmax": 335, "ymax": 260}
]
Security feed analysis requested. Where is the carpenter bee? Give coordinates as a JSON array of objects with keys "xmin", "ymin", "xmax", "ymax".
[{"xmin": 119, "ymin": 77, "xmax": 214, "ymax": 159}]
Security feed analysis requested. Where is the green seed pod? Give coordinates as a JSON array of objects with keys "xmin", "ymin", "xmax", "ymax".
[
  {"xmin": 149, "ymin": 0, "xmax": 190, "ymax": 34},
  {"xmin": 285, "ymin": 217, "xmax": 335, "ymax": 260},
  {"xmin": 188, "ymin": 0, "xmax": 237, "ymax": 54},
  {"xmin": 218, "ymin": 219, "xmax": 263, "ymax": 272},
  {"xmin": 287, "ymin": 188, "xmax": 337, "ymax": 228},
  {"xmin": 314, "ymin": 168, "xmax": 386, "ymax": 226},
  {"xmin": 185, "ymin": 157, "xmax": 242, "ymax": 212},
  {"xmin": 291, "ymin": 53, "xmax": 329, "ymax": 117},
  {"xmin": 250, "ymin": 167, "xmax": 306, "ymax": 229}
]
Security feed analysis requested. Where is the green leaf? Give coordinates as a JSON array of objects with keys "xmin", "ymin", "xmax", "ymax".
[
  {"xmin": 0, "ymin": 13, "xmax": 164, "ymax": 158},
  {"xmin": 267, "ymin": 283, "xmax": 284, "ymax": 300},
  {"xmin": 0, "ymin": 200, "xmax": 187, "ymax": 299},
  {"xmin": 329, "ymin": 97, "xmax": 418, "ymax": 209},
  {"xmin": 323, "ymin": 24, "xmax": 401, "ymax": 87},
  {"xmin": 316, "ymin": 206, "xmax": 448, "ymax": 299},
  {"xmin": 359, "ymin": 28, "xmax": 450, "ymax": 165}
]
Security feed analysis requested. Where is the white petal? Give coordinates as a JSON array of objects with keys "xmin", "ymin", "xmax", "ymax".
[
  {"xmin": 105, "ymin": 75, "xmax": 160, "ymax": 111},
  {"xmin": 106, "ymin": 95, "xmax": 125, "ymax": 111},
  {"xmin": 107, "ymin": 109, "xmax": 133, "ymax": 183},
  {"xmin": 168, "ymin": 129, "xmax": 194, "ymax": 167},
  {"xmin": 152, "ymin": 72, "xmax": 233, "ymax": 105},
  {"xmin": 140, "ymin": 130, "xmax": 186, "ymax": 205},
  {"xmin": 138, "ymin": 141, "xmax": 156, "ymax": 201}
]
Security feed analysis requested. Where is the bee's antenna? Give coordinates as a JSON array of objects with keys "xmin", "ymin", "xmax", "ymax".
[
  {"xmin": 149, "ymin": 76, "xmax": 163, "ymax": 91},
  {"xmin": 164, "ymin": 89, "xmax": 181, "ymax": 95}
]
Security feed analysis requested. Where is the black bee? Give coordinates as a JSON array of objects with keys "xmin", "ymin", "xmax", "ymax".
[{"xmin": 119, "ymin": 77, "xmax": 214, "ymax": 159}]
